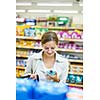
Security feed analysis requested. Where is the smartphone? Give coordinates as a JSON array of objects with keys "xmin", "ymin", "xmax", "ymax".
[{"xmin": 40, "ymin": 70, "xmax": 56, "ymax": 76}]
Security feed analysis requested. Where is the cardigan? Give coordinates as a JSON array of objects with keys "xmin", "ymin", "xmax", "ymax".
[{"xmin": 24, "ymin": 50, "xmax": 69, "ymax": 83}]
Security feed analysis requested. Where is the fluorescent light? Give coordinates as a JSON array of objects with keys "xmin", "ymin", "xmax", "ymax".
[
  {"xmin": 28, "ymin": 10, "xmax": 51, "ymax": 13},
  {"xmin": 81, "ymin": 11, "xmax": 83, "ymax": 13},
  {"xmin": 59, "ymin": 18, "xmax": 68, "ymax": 21},
  {"xmin": 54, "ymin": 10, "xmax": 78, "ymax": 14},
  {"xmin": 37, "ymin": 3, "xmax": 72, "ymax": 6},
  {"xmin": 16, "ymin": 2, "xmax": 32, "ymax": 6},
  {"xmin": 79, "ymin": 3, "xmax": 83, "ymax": 6},
  {"xmin": 16, "ymin": 10, "xmax": 25, "ymax": 12}
]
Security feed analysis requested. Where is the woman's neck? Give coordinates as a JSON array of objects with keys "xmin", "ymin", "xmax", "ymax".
[
  {"xmin": 42, "ymin": 53, "xmax": 56, "ymax": 68},
  {"xmin": 42, "ymin": 52, "xmax": 55, "ymax": 61}
]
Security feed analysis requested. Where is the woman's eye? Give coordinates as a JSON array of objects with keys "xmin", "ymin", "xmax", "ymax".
[
  {"xmin": 44, "ymin": 47, "xmax": 55, "ymax": 50},
  {"xmin": 51, "ymin": 47, "xmax": 55, "ymax": 50},
  {"xmin": 45, "ymin": 47, "xmax": 49, "ymax": 50}
]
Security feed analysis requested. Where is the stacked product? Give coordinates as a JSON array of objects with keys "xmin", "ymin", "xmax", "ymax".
[
  {"xmin": 66, "ymin": 86, "xmax": 83, "ymax": 100},
  {"xmin": 16, "ymin": 78, "xmax": 69, "ymax": 100},
  {"xmin": 16, "ymin": 78, "xmax": 83, "ymax": 100}
]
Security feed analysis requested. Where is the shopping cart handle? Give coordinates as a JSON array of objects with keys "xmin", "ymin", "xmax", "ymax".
[
  {"xmin": 19, "ymin": 74, "xmax": 39, "ymax": 81},
  {"xmin": 20, "ymin": 74, "xmax": 31, "ymax": 78}
]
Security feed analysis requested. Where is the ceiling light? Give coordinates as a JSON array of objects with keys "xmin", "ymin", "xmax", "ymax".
[
  {"xmin": 28, "ymin": 10, "xmax": 51, "ymax": 13},
  {"xmin": 54, "ymin": 10, "xmax": 78, "ymax": 14},
  {"xmin": 79, "ymin": 3, "xmax": 83, "ymax": 6},
  {"xmin": 16, "ymin": 10, "xmax": 25, "ymax": 12},
  {"xmin": 37, "ymin": 3, "xmax": 72, "ymax": 6},
  {"xmin": 81, "ymin": 11, "xmax": 83, "ymax": 13},
  {"xmin": 16, "ymin": 2, "xmax": 32, "ymax": 6}
]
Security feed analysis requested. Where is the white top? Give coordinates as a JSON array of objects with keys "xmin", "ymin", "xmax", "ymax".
[{"xmin": 24, "ymin": 50, "xmax": 69, "ymax": 83}]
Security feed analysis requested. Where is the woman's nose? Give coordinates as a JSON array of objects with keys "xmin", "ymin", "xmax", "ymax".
[{"xmin": 48, "ymin": 48, "xmax": 53, "ymax": 53}]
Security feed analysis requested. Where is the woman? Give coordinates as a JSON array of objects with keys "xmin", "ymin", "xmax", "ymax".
[{"xmin": 24, "ymin": 32, "xmax": 70, "ymax": 83}]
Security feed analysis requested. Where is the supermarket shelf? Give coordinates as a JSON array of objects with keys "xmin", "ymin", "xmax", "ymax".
[
  {"xmin": 68, "ymin": 83, "xmax": 83, "ymax": 88},
  {"xmin": 59, "ymin": 38, "xmax": 83, "ymax": 42},
  {"xmin": 16, "ymin": 66, "xmax": 25, "ymax": 70},
  {"xmin": 16, "ymin": 36, "xmax": 83, "ymax": 42},
  {"xmin": 67, "ymin": 27, "xmax": 83, "ymax": 30},
  {"xmin": 16, "ymin": 46, "xmax": 42, "ymax": 50},
  {"xmin": 16, "ymin": 55, "xmax": 83, "ymax": 63},
  {"xmin": 71, "ymin": 64, "xmax": 83, "ymax": 68},
  {"xmin": 68, "ymin": 59, "xmax": 83, "ymax": 63},
  {"xmin": 57, "ymin": 48, "xmax": 83, "ymax": 53},
  {"xmin": 16, "ymin": 66, "xmax": 83, "ymax": 75},
  {"xmin": 68, "ymin": 72, "xmax": 83, "ymax": 75},
  {"xmin": 16, "ymin": 46, "xmax": 83, "ymax": 53},
  {"xmin": 16, "ymin": 55, "xmax": 28, "ymax": 58},
  {"xmin": 16, "ymin": 36, "xmax": 41, "ymax": 40},
  {"xmin": 16, "ymin": 67, "xmax": 83, "ymax": 88},
  {"xmin": 31, "ymin": 26, "xmax": 83, "ymax": 30}
]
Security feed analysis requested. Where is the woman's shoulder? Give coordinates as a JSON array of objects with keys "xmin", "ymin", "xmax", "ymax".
[
  {"xmin": 56, "ymin": 52, "xmax": 69, "ymax": 63},
  {"xmin": 28, "ymin": 51, "xmax": 42, "ymax": 60},
  {"xmin": 56, "ymin": 53, "xmax": 70, "ymax": 68}
]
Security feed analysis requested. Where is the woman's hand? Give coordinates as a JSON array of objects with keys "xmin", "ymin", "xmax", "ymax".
[
  {"xmin": 30, "ymin": 74, "xmax": 37, "ymax": 80},
  {"xmin": 46, "ymin": 72, "xmax": 60, "ymax": 82}
]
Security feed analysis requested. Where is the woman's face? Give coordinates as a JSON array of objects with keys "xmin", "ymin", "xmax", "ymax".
[{"xmin": 42, "ymin": 41, "xmax": 57, "ymax": 57}]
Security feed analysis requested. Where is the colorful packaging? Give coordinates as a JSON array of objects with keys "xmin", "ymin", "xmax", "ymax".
[
  {"xmin": 75, "ymin": 75, "xmax": 83, "ymax": 84},
  {"xmin": 16, "ymin": 79, "xmax": 69, "ymax": 100},
  {"xmin": 16, "ymin": 26, "xmax": 25, "ymax": 36},
  {"xmin": 35, "ymin": 28, "xmax": 48, "ymax": 38},
  {"xmin": 16, "ymin": 78, "xmax": 36, "ymax": 100},
  {"xmin": 25, "ymin": 18, "xmax": 36, "ymax": 26},
  {"xmin": 66, "ymin": 87, "xmax": 83, "ymax": 100},
  {"xmin": 57, "ymin": 16, "xmax": 70, "ymax": 26},
  {"xmin": 33, "ymin": 81, "xmax": 69, "ymax": 100},
  {"xmin": 68, "ymin": 74, "xmax": 76, "ymax": 84}
]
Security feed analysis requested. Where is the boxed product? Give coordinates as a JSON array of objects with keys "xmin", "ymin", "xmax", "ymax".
[{"xmin": 57, "ymin": 16, "xmax": 70, "ymax": 26}]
